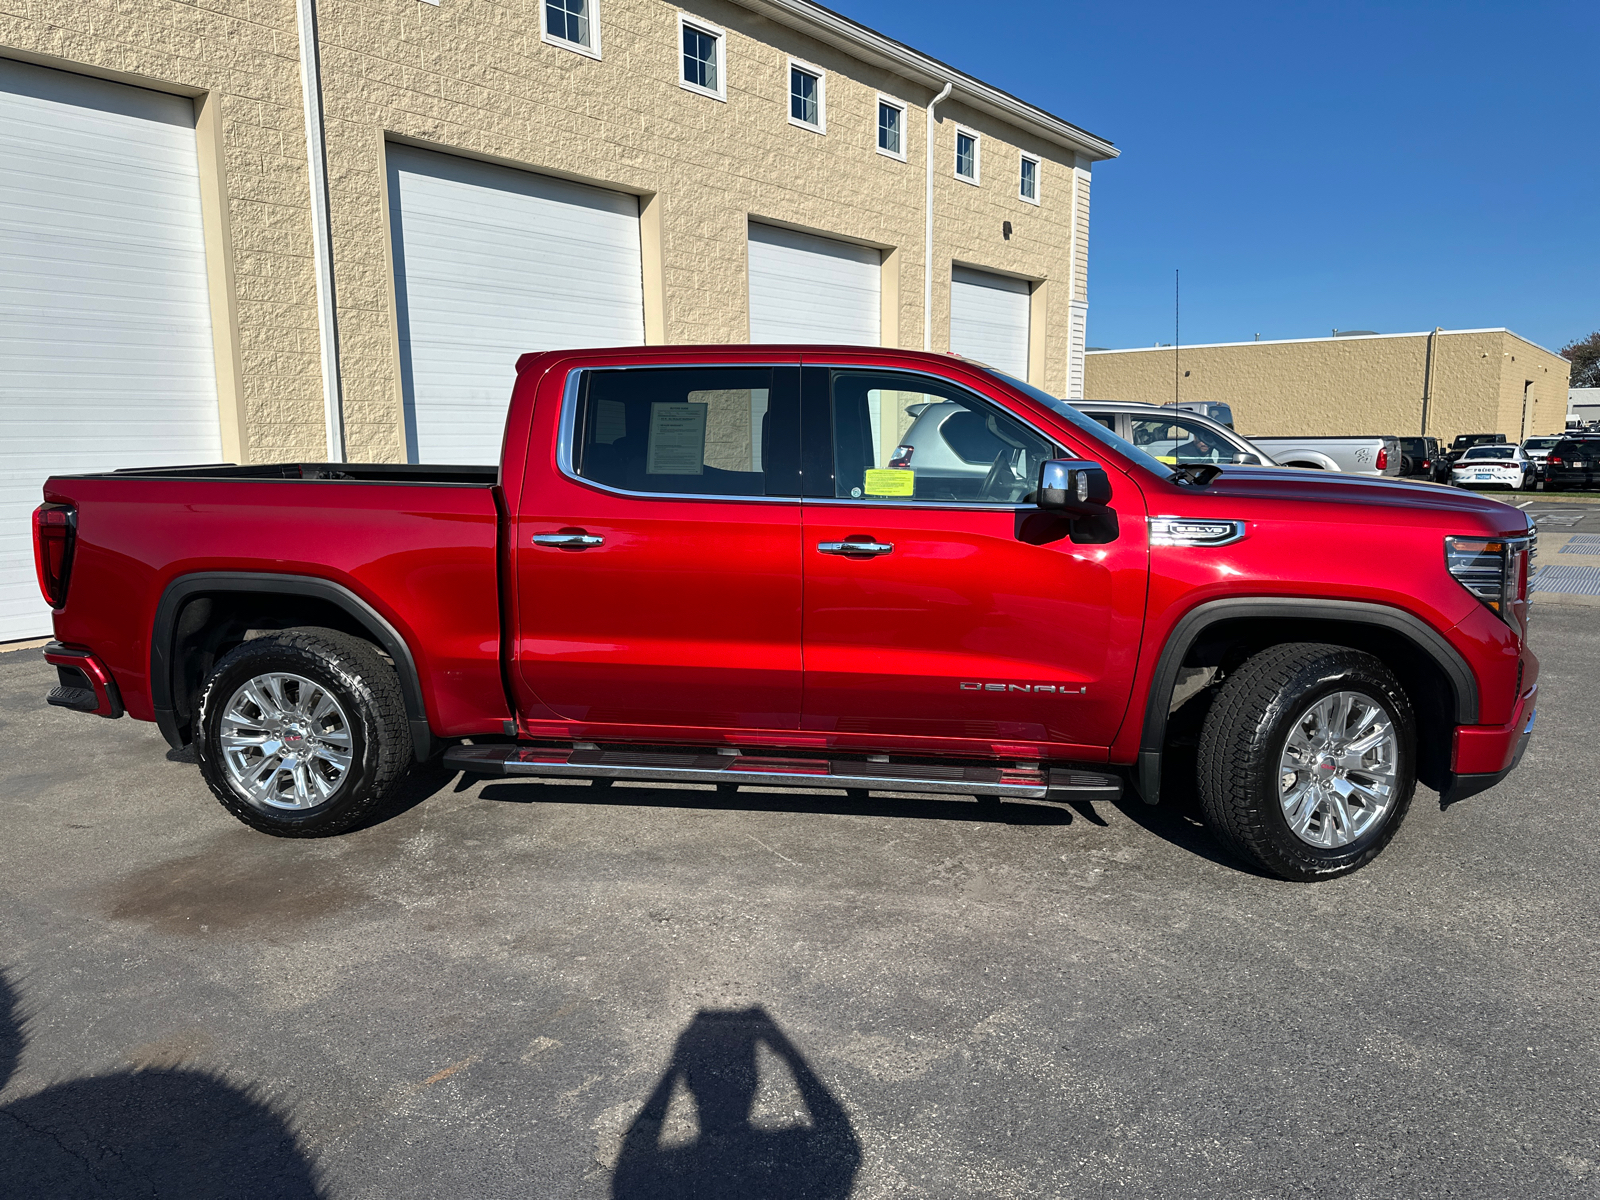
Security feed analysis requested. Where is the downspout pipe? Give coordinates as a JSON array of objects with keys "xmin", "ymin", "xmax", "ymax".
[
  {"xmin": 924, "ymin": 80, "xmax": 953, "ymax": 352},
  {"xmin": 1420, "ymin": 326, "xmax": 1440, "ymax": 436},
  {"xmin": 296, "ymin": 0, "xmax": 346, "ymax": 461}
]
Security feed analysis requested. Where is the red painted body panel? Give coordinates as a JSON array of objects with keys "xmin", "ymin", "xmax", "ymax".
[
  {"xmin": 40, "ymin": 344, "xmax": 1536, "ymax": 778},
  {"xmin": 41, "ymin": 476, "xmax": 506, "ymax": 735}
]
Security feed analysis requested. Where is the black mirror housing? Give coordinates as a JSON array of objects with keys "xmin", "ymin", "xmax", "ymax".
[{"xmin": 1037, "ymin": 459, "xmax": 1111, "ymax": 514}]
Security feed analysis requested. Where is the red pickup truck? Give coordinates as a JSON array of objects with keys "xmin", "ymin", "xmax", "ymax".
[{"xmin": 33, "ymin": 346, "xmax": 1537, "ymax": 881}]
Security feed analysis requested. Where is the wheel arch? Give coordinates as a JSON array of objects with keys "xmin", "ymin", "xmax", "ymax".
[
  {"xmin": 151, "ymin": 572, "xmax": 434, "ymax": 760},
  {"xmin": 1135, "ymin": 597, "xmax": 1477, "ymax": 804}
]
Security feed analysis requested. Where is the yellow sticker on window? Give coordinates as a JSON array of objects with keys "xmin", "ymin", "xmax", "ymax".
[{"xmin": 863, "ymin": 468, "xmax": 915, "ymax": 497}]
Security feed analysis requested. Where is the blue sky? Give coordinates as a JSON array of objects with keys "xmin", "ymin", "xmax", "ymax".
[{"xmin": 843, "ymin": 0, "xmax": 1597, "ymax": 354}]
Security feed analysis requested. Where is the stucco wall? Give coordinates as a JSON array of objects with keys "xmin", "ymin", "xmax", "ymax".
[
  {"xmin": 1084, "ymin": 331, "xmax": 1569, "ymax": 442},
  {"xmin": 3, "ymin": 0, "xmax": 1096, "ymax": 463}
]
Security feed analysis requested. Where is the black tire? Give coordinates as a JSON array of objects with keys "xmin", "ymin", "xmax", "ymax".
[
  {"xmin": 1196, "ymin": 642, "xmax": 1416, "ymax": 881},
  {"xmin": 195, "ymin": 628, "xmax": 412, "ymax": 837}
]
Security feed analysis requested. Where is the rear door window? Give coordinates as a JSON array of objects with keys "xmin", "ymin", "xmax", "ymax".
[{"xmin": 572, "ymin": 367, "xmax": 800, "ymax": 497}]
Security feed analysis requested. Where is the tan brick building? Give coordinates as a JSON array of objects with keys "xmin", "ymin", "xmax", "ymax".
[
  {"xmin": 0, "ymin": 0, "xmax": 1115, "ymax": 638},
  {"xmin": 1084, "ymin": 329, "xmax": 1570, "ymax": 443}
]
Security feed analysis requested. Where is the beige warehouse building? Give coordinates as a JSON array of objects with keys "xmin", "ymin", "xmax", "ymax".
[
  {"xmin": 1085, "ymin": 329, "xmax": 1570, "ymax": 442},
  {"xmin": 0, "ymin": 0, "xmax": 1115, "ymax": 639}
]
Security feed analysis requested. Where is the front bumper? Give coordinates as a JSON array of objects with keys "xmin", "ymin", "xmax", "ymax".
[{"xmin": 1439, "ymin": 685, "xmax": 1536, "ymax": 807}]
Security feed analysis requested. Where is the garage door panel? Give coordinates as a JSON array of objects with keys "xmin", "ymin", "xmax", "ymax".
[
  {"xmin": 0, "ymin": 59, "xmax": 221, "ymax": 641},
  {"xmin": 950, "ymin": 265, "xmax": 1031, "ymax": 380},
  {"xmin": 747, "ymin": 223, "xmax": 880, "ymax": 346},
  {"xmin": 389, "ymin": 144, "xmax": 645, "ymax": 465}
]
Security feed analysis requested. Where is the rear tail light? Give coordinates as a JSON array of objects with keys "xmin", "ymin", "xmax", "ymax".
[
  {"xmin": 887, "ymin": 444, "xmax": 915, "ymax": 469},
  {"xmin": 1376, "ymin": 447, "xmax": 1388, "ymax": 470},
  {"xmin": 1550, "ymin": 456, "xmax": 1563, "ymax": 465},
  {"xmin": 32, "ymin": 503, "xmax": 77, "ymax": 608},
  {"xmin": 1445, "ymin": 535, "xmax": 1531, "ymax": 625}
]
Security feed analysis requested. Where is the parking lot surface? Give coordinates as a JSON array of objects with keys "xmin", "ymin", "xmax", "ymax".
[{"xmin": 2, "ymin": 600, "xmax": 1598, "ymax": 1197}]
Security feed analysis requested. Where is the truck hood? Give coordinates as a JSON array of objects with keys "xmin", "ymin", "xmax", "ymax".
[{"xmin": 1186, "ymin": 466, "xmax": 1532, "ymax": 532}]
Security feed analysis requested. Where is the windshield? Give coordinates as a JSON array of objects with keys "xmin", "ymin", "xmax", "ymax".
[
  {"xmin": 1462, "ymin": 447, "xmax": 1514, "ymax": 461},
  {"xmin": 983, "ymin": 370, "xmax": 1176, "ymax": 478},
  {"xmin": 1524, "ymin": 438, "xmax": 1560, "ymax": 450}
]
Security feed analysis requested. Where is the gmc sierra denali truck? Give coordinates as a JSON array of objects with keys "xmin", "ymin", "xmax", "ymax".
[{"xmin": 33, "ymin": 346, "xmax": 1538, "ymax": 881}]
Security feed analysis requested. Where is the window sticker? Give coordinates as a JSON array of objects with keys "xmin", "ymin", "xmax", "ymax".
[
  {"xmin": 594, "ymin": 399, "xmax": 627, "ymax": 444},
  {"xmin": 863, "ymin": 468, "xmax": 914, "ymax": 497},
  {"xmin": 646, "ymin": 402, "xmax": 707, "ymax": 475}
]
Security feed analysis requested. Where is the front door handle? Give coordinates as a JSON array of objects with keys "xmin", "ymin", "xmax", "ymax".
[
  {"xmin": 533, "ymin": 531, "xmax": 605, "ymax": 549},
  {"xmin": 817, "ymin": 539, "xmax": 894, "ymax": 557}
]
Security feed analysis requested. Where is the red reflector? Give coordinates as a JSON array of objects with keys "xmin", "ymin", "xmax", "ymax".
[
  {"xmin": 32, "ymin": 503, "xmax": 77, "ymax": 609},
  {"xmin": 1376, "ymin": 447, "xmax": 1388, "ymax": 470}
]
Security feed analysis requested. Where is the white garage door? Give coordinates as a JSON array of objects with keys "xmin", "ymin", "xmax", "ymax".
[
  {"xmin": 747, "ymin": 223, "xmax": 880, "ymax": 345},
  {"xmin": 0, "ymin": 60, "xmax": 222, "ymax": 642},
  {"xmin": 388, "ymin": 146, "xmax": 645, "ymax": 464},
  {"xmin": 950, "ymin": 265, "xmax": 1031, "ymax": 379}
]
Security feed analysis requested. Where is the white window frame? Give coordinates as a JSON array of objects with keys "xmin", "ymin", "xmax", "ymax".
[
  {"xmin": 677, "ymin": 13, "xmax": 726, "ymax": 102},
  {"xmin": 954, "ymin": 125, "xmax": 980, "ymax": 185},
  {"xmin": 787, "ymin": 57, "xmax": 825, "ymax": 133},
  {"xmin": 541, "ymin": 0, "xmax": 603, "ymax": 59},
  {"xmin": 1018, "ymin": 151, "xmax": 1041, "ymax": 205},
  {"xmin": 875, "ymin": 93, "xmax": 907, "ymax": 162}
]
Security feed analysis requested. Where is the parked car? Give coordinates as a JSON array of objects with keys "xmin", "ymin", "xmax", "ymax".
[
  {"xmin": 1397, "ymin": 436, "xmax": 1449, "ymax": 483},
  {"xmin": 1451, "ymin": 445, "xmax": 1534, "ymax": 490},
  {"xmin": 1520, "ymin": 437, "xmax": 1563, "ymax": 482},
  {"xmin": 1246, "ymin": 435, "xmax": 1403, "ymax": 476},
  {"xmin": 1543, "ymin": 437, "xmax": 1600, "ymax": 491},
  {"xmin": 34, "ymin": 346, "xmax": 1537, "ymax": 883},
  {"xmin": 1446, "ymin": 433, "xmax": 1507, "ymax": 466},
  {"xmin": 1058, "ymin": 401, "xmax": 1274, "ymax": 467}
]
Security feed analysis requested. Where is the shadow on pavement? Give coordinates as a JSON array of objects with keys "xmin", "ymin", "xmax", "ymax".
[
  {"xmin": 613, "ymin": 1006, "xmax": 859, "ymax": 1200},
  {"xmin": 0, "ymin": 969, "xmax": 324, "ymax": 1199},
  {"xmin": 480, "ymin": 777, "xmax": 1075, "ymax": 825}
]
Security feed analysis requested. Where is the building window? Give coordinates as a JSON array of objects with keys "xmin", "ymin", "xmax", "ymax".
[
  {"xmin": 877, "ymin": 97, "xmax": 905, "ymax": 160},
  {"xmin": 788, "ymin": 60, "xmax": 824, "ymax": 132},
  {"xmin": 679, "ymin": 15, "xmax": 725, "ymax": 101},
  {"xmin": 543, "ymin": 0, "xmax": 599, "ymax": 56},
  {"xmin": 955, "ymin": 128, "xmax": 979, "ymax": 184},
  {"xmin": 1019, "ymin": 152, "xmax": 1040, "ymax": 204}
]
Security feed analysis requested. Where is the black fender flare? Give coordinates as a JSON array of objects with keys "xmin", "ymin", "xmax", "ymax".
[
  {"xmin": 1135, "ymin": 597, "xmax": 1478, "ymax": 804},
  {"xmin": 150, "ymin": 571, "xmax": 435, "ymax": 760}
]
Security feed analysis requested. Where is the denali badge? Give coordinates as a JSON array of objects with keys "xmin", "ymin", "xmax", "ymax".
[{"xmin": 960, "ymin": 682, "xmax": 1087, "ymax": 694}]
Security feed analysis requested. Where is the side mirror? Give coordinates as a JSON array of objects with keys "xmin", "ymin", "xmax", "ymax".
[
  {"xmin": 1231, "ymin": 451, "xmax": 1262, "ymax": 465},
  {"xmin": 1037, "ymin": 459, "xmax": 1111, "ymax": 515}
]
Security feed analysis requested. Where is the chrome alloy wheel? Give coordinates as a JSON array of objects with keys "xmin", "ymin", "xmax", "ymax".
[
  {"xmin": 1277, "ymin": 690, "xmax": 1398, "ymax": 848},
  {"xmin": 218, "ymin": 672, "xmax": 354, "ymax": 811}
]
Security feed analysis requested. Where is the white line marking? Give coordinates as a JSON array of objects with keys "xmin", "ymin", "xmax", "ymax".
[
  {"xmin": 1517, "ymin": 500, "xmax": 1533, "ymax": 508},
  {"xmin": 746, "ymin": 832, "xmax": 801, "ymax": 866}
]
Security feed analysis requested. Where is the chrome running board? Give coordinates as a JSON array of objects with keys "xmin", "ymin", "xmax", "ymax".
[{"xmin": 442, "ymin": 744, "xmax": 1122, "ymax": 802}]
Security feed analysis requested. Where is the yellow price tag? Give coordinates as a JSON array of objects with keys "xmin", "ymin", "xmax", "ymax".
[{"xmin": 863, "ymin": 468, "xmax": 915, "ymax": 497}]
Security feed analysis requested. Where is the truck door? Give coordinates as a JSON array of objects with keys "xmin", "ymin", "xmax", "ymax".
[
  {"xmin": 798, "ymin": 367, "xmax": 1148, "ymax": 753},
  {"xmin": 512, "ymin": 363, "xmax": 804, "ymax": 735}
]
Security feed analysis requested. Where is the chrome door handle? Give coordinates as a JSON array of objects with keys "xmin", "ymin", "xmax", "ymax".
[
  {"xmin": 532, "ymin": 532, "xmax": 604, "ymax": 548},
  {"xmin": 817, "ymin": 540, "xmax": 894, "ymax": 557}
]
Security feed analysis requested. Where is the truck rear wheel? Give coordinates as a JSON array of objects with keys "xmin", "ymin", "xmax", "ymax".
[
  {"xmin": 195, "ymin": 628, "xmax": 412, "ymax": 837},
  {"xmin": 1196, "ymin": 643, "xmax": 1416, "ymax": 881}
]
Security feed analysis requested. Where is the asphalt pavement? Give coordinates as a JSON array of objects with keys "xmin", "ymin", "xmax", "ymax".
[{"xmin": 2, "ymin": 596, "xmax": 1598, "ymax": 1198}]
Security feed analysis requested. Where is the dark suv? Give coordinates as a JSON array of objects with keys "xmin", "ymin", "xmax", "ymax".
[
  {"xmin": 1397, "ymin": 436, "xmax": 1449, "ymax": 483},
  {"xmin": 1544, "ymin": 437, "xmax": 1600, "ymax": 491}
]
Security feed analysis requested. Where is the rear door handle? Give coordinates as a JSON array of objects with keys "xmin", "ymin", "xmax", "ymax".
[
  {"xmin": 817, "ymin": 539, "xmax": 894, "ymax": 557},
  {"xmin": 533, "ymin": 532, "xmax": 604, "ymax": 549}
]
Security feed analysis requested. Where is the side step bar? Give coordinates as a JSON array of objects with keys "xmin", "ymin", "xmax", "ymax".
[{"xmin": 442, "ymin": 744, "xmax": 1122, "ymax": 802}]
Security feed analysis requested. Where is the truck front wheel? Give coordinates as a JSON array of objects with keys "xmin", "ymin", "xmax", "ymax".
[
  {"xmin": 195, "ymin": 628, "xmax": 412, "ymax": 837},
  {"xmin": 1196, "ymin": 643, "xmax": 1416, "ymax": 881}
]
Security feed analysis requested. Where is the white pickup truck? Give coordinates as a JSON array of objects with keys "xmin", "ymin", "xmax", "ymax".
[{"xmin": 1247, "ymin": 435, "xmax": 1403, "ymax": 476}]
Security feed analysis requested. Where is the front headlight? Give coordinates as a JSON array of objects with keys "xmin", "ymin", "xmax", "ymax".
[{"xmin": 1445, "ymin": 536, "xmax": 1532, "ymax": 623}]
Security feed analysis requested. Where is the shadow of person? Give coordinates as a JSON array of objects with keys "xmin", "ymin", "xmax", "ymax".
[
  {"xmin": 0, "ymin": 968, "xmax": 324, "ymax": 1198},
  {"xmin": 613, "ymin": 1007, "xmax": 859, "ymax": 1200}
]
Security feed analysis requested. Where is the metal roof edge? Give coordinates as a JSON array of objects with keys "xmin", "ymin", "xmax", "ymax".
[
  {"xmin": 737, "ymin": 0, "xmax": 1118, "ymax": 161},
  {"xmin": 1086, "ymin": 328, "xmax": 1565, "ymax": 356}
]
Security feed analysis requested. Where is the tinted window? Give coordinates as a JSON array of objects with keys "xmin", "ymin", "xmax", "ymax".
[
  {"xmin": 982, "ymin": 371, "xmax": 1176, "ymax": 479},
  {"xmin": 1130, "ymin": 415, "xmax": 1231, "ymax": 465},
  {"xmin": 1524, "ymin": 438, "xmax": 1560, "ymax": 450},
  {"xmin": 829, "ymin": 371, "xmax": 1055, "ymax": 504},
  {"xmin": 1399, "ymin": 437, "xmax": 1427, "ymax": 455},
  {"xmin": 1462, "ymin": 447, "xmax": 1514, "ymax": 460},
  {"xmin": 575, "ymin": 368, "xmax": 786, "ymax": 497}
]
